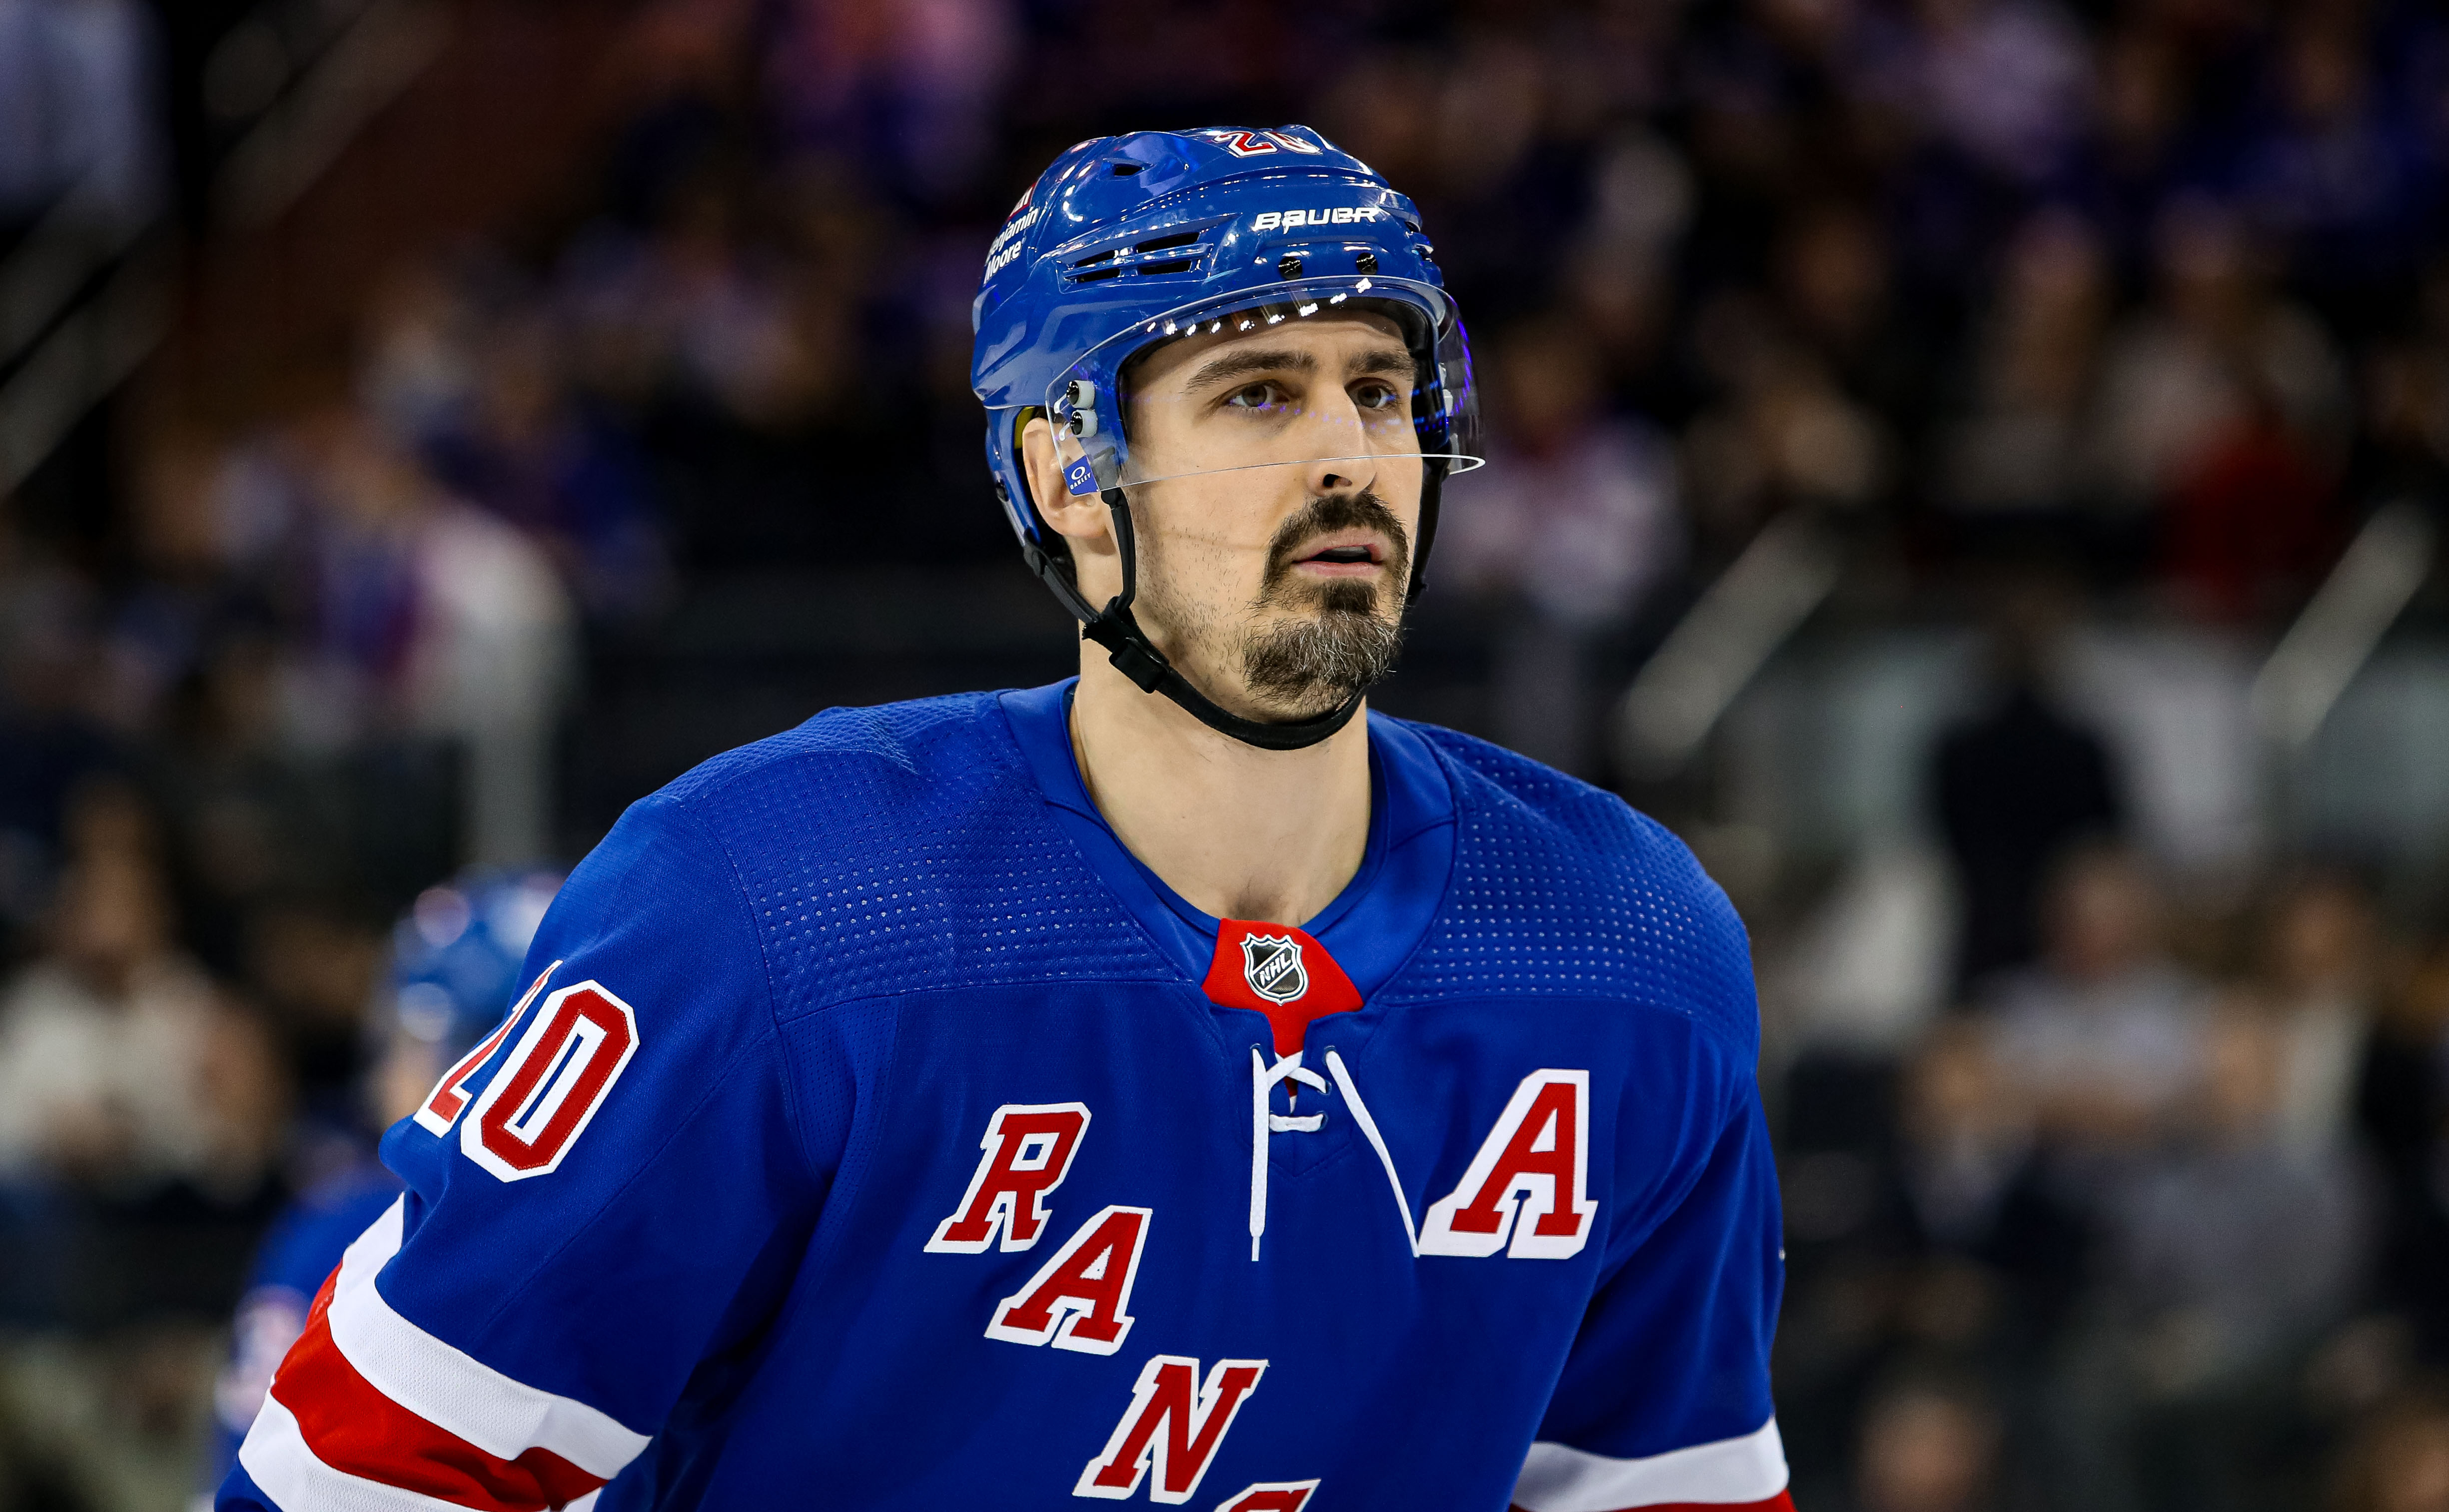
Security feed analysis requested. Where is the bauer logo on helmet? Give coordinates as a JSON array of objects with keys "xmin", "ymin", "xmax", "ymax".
[{"xmin": 1250, "ymin": 208, "xmax": 1385, "ymax": 232}]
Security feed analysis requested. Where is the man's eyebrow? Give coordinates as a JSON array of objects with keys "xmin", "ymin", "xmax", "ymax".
[
  {"xmin": 1182, "ymin": 348, "xmax": 1315, "ymax": 393},
  {"xmin": 1348, "ymin": 346, "xmax": 1418, "ymax": 379},
  {"xmin": 1180, "ymin": 344, "xmax": 1418, "ymax": 394}
]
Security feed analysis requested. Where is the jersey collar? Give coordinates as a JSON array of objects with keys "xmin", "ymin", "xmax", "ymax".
[{"xmin": 994, "ymin": 679, "xmax": 1455, "ymax": 1002}]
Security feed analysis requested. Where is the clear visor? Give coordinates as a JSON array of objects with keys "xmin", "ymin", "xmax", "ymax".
[{"xmin": 1044, "ymin": 276, "xmax": 1482, "ymax": 497}]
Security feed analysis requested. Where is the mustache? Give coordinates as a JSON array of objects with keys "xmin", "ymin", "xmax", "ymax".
[{"xmin": 1259, "ymin": 489, "xmax": 1412, "ymax": 601}]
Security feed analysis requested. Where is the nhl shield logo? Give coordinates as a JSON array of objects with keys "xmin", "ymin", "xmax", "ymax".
[{"xmin": 1241, "ymin": 933, "xmax": 1308, "ymax": 1005}]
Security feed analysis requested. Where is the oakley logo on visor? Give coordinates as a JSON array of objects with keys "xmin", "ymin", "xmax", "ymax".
[
  {"xmin": 1063, "ymin": 457, "xmax": 1099, "ymax": 496},
  {"xmin": 1251, "ymin": 208, "xmax": 1384, "ymax": 232}
]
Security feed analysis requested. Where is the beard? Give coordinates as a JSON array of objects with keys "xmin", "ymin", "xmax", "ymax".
[{"xmin": 1136, "ymin": 488, "xmax": 1412, "ymax": 721}]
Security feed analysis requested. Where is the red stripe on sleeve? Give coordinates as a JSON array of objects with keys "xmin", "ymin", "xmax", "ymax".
[{"xmin": 268, "ymin": 1305, "xmax": 606, "ymax": 1511}]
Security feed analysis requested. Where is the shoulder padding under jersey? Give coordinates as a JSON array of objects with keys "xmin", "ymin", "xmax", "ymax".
[{"xmin": 1387, "ymin": 722, "xmax": 1760, "ymax": 1061}]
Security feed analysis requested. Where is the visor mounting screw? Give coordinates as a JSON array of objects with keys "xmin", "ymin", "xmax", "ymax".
[
  {"xmin": 1355, "ymin": 251, "xmax": 1378, "ymax": 274},
  {"xmin": 1278, "ymin": 254, "xmax": 1303, "ymax": 279}
]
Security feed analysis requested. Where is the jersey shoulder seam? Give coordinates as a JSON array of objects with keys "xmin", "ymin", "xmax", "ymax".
[
  {"xmin": 656, "ymin": 694, "xmax": 995, "ymax": 808},
  {"xmin": 631, "ymin": 790, "xmax": 819, "ymax": 1185}
]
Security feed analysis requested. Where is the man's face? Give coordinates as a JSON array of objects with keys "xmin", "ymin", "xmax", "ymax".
[{"xmin": 1051, "ymin": 311, "xmax": 1425, "ymax": 722}]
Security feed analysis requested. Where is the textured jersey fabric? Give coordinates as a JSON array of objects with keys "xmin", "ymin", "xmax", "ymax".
[{"xmin": 220, "ymin": 685, "xmax": 1788, "ymax": 1512}]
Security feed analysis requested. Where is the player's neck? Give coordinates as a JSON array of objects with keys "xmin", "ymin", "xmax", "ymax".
[{"xmin": 1068, "ymin": 657, "xmax": 1371, "ymax": 930}]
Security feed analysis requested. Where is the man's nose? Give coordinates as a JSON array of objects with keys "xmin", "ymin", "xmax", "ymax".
[{"xmin": 1298, "ymin": 393, "xmax": 1378, "ymax": 497}]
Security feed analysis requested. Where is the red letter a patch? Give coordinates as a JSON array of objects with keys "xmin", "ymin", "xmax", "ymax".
[{"xmin": 985, "ymin": 1205, "xmax": 1150, "ymax": 1355}]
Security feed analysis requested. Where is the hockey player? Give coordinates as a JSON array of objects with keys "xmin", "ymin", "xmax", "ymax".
[
  {"xmin": 202, "ymin": 868, "xmax": 563, "ymax": 1493},
  {"xmin": 221, "ymin": 127, "xmax": 1790, "ymax": 1512}
]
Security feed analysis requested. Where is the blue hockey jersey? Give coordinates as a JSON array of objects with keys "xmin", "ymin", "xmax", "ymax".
[{"xmin": 221, "ymin": 684, "xmax": 1789, "ymax": 1512}]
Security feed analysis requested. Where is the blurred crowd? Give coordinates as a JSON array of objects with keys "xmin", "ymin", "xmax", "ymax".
[
  {"xmin": 1779, "ymin": 733, "xmax": 2449, "ymax": 1511},
  {"xmin": 2, "ymin": 0, "xmax": 2449, "ymax": 1505}
]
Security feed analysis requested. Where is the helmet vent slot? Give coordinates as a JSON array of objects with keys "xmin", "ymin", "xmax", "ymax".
[
  {"xmin": 1073, "ymin": 267, "xmax": 1124, "ymax": 282},
  {"xmin": 1073, "ymin": 248, "xmax": 1117, "ymax": 268},
  {"xmin": 1134, "ymin": 230, "xmax": 1199, "ymax": 252},
  {"xmin": 1111, "ymin": 162, "xmax": 1143, "ymax": 176},
  {"xmin": 1137, "ymin": 258, "xmax": 1197, "ymax": 276}
]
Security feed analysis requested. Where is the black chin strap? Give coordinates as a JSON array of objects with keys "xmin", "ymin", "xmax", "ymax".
[{"xmin": 1021, "ymin": 468, "xmax": 1446, "ymax": 753}]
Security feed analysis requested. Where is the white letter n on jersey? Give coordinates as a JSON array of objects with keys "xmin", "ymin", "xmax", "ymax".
[
  {"xmin": 1419, "ymin": 1070, "xmax": 1599, "ymax": 1259},
  {"xmin": 926, "ymin": 1102, "xmax": 1091, "ymax": 1253}
]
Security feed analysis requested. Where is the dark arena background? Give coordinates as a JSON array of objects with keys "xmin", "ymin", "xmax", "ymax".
[{"xmin": 3, "ymin": 0, "xmax": 2449, "ymax": 1507}]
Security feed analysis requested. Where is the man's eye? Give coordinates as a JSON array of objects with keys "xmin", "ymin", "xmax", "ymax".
[
  {"xmin": 1225, "ymin": 382, "xmax": 1289, "ymax": 411},
  {"xmin": 1354, "ymin": 382, "xmax": 1404, "ymax": 411}
]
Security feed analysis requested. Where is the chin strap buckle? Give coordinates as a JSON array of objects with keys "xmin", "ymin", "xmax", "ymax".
[{"xmin": 1083, "ymin": 609, "xmax": 1170, "ymax": 693}]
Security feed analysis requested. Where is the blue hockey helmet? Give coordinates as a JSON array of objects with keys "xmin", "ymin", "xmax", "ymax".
[
  {"xmin": 390, "ymin": 867, "xmax": 565, "ymax": 1057},
  {"xmin": 970, "ymin": 126, "xmax": 1482, "ymax": 751}
]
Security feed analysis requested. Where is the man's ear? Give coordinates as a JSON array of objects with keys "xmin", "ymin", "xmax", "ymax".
[{"xmin": 1021, "ymin": 415, "xmax": 1112, "ymax": 551}]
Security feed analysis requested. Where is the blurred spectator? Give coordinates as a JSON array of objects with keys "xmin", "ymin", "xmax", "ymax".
[
  {"xmin": 2259, "ymin": 871, "xmax": 2384, "ymax": 1155},
  {"xmin": 1892, "ymin": 1024, "xmax": 2086, "ymax": 1342},
  {"xmin": 0, "ymin": 532, "xmax": 120, "ymax": 961},
  {"xmin": 2356, "ymin": 940, "xmax": 2449, "ymax": 1365},
  {"xmin": 1980, "ymin": 845, "xmax": 2206, "ymax": 1176},
  {"xmin": 2070, "ymin": 27, "xmax": 2185, "ymax": 280},
  {"xmin": 151, "ymin": 629, "xmax": 340, "ymax": 976},
  {"xmin": 2096, "ymin": 1005, "xmax": 2369, "ymax": 1508},
  {"xmin": 1777, "ymin": 200, "xmax": 1924, "ymax": 426},
  {"xmin": 2354, "ymin": 332, "xmax": 2449, "ymax": 514},
  {"xmin": 1774, "ymin": 1024, "xmax": 2084, "ymax": 1495},
  {"xmin": 425, "ymin": 308, "xmax": 670, "ymax": 623},
  {"xmin": 2082, "ymin": 201, "xmax": 2348, "ymax": 612},
  {"xmin": 1933, "ymin": 580, "xmax": 2124, "ymax": 992},
  {"xmin": 0, "ymin": 831, "xmax": 277, "ymax": 1196},
  {"xmin": 1682, "ymin": 298, "xmax": 1891, "ymax": 548},
  {"xmin": 2328, "ymin": 1383, "xmax": 2449, "ymax": 1512},
  {"xmin": 301, "ymin": 409, "xmax": 576, "ymax": 865},
  {"xmin": 1560, "ymin": 129, "xmax": 1693, "ymax": 410},
  {"xmin": 2231, "ymin": 15, "xmax": 2433, "ymax": 311},
  {"xmin": 557, "ymin": 170, "xmax": 815, "ymax": 429},
  {"xmin": 1906, "ymin": 0, "xmax": 2091, "ymax": 188},
  {"xmin": 1441, "ymin": 315, "xmax": 1683, "ymax": 773},
  {"xmin": 2349, "ymin": 260, "xmax": 2449, "ymax": 517},
  {"xmin": 1850, "ymin": 1365, "xmax": 2004, "ymax": 1512},
  {"xmin": 764, "ymin": 0, "xmax": 1018, "ymax": 206},
  {"xmin": 1933, "ymin": 211, "xmax": 2109, "ymax": 530},
  {"xmin": 240, "ymin": 897, "xmax": 381, "ymax": 1161}
]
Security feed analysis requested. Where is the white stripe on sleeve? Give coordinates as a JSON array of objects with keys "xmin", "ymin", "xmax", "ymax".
[
  {"xmin": 1512, "ymin": 1417, "xmax": 1789, "ymax": 1512},
  {"xmin": 236, "ymin": 1395, "xmax": 484, "ymax": 1512},
  {"xmin": 320, "ymin": 1196, "xmax": 652, "ymax": 1479}
]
